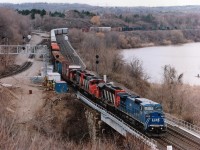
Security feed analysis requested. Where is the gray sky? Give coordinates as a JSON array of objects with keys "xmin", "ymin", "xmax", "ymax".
[{"xmin": 1, "ymin": 0, "xmax": 200, "ymax": 7}]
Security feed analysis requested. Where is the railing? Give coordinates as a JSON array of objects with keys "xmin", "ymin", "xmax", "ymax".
[
  {"xmin": 0, "ymin": 45, "xmax": 47, "ymax": 54},
  {"xmin": 32, "ymin": 29, "xmax": 46, "ymax": 33},
  {"xmin": 65, "ymin": 41, "xmax": 86, "ymax": 70},
  {"xmin": 166, "ymin": 113, "xmax": 200, "ymax": 136}
]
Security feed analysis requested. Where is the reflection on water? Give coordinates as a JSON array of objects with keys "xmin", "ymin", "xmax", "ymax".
[{"xmin": 121, "ymin": 43, "xmax": 200, "ymax": 85}]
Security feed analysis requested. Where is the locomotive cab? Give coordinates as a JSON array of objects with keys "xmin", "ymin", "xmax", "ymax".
[
  {"xmin": 81, "ymin": 74, "xmax": 104, "ymax": 97},
  {"xmin": 87, "ymin": 78, "xmax": 104, "ymax": 97},
  {"xmin": 66, "ymin": 65, "xmax": 81, "ymax": 82},
  {"xmin": 76, "ymin": 70, "xmax": 88, "ymax": 86}
]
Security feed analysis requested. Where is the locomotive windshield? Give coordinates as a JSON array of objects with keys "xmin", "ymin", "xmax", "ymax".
[
  {"xmin": 155, "ymin": 105, "xmax": 162, "ymax": 111},
  {"xmin": 144, "ymin": 105, "xmax": 162, "ymax": 111},
  {"xmin": 144, "ymin": 106, "xmax": 154, "ymax": 111}
]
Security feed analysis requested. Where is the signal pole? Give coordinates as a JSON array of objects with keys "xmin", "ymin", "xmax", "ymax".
[{"xmin": 96, "ymin": 54, "xmax": 99, "ymax": 75}]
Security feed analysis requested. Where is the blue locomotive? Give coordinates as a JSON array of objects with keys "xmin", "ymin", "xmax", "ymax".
[{"xmin": 118, "ymin": 93, "xmax": 167, "ymax": 135}]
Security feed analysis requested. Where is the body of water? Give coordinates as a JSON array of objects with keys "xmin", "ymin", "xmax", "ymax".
[{"xmin": 121, "ymin": 43, "xmax": 200, "ymax": 85}]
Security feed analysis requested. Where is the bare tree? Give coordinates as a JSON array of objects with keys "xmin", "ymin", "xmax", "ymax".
[
  {"xmin": 0, "ymin": 8, "xmax": 31, "ymax": 73},
  {"xmin": 0, "ymin": 8, "xmax": 31, "ymax": 44},
  {"xmin": 128, "ymin": 57, "xmax": 144, "ymax": 79},
  {"xmin": 111, "ymin": 53, "xmax": 124, "ymax": 73},
  {"xmin": 162, "ymin": 65, "xmax": 184, "ymax": 113}
]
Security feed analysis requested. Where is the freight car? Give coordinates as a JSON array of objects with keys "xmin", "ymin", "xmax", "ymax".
[
  {"xmin": 50, "ymin": 28, "xmax": 70, "ymax": 73},
  {"xmin": 52, "ymin": 51, "xmax": 67, "ymax": 74},
  {"xmin": 51, "ymin": 43, "xmax": 60, "ymax": 51},
  {"xmin": 50, "ymin": 28, "xmax": 167, "ymax": 136},
  {"xmin": 90, "ymin": 27, "xmax": 111, "ymax": 32},
  {"xmin": 50, "ymin": 28, "xmax": 68, "ymax": 43}
]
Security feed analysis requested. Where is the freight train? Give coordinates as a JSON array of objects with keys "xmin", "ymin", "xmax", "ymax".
[{"xmin": 50, "ymin": 28, "xmax": 167, "ymax": 136}]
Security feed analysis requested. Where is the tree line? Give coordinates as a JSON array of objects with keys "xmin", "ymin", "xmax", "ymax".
[
  {"xmin": 116, "ymin": 12, "xmax": 200, "ymax": 31},
  {"xmin": 17, "ymin": 9, "xmax": 46, "ymax": 19},
  {"xmin": 17, "ymin": 9, "xmax": 65, "ymax": 19},
  {"xmin": 0, "ymin": 8, "xmax": 30, "ymax": 44},
  {"xmin": 0, "ymin": 8, "xmax": 31, "ymax": 73}
]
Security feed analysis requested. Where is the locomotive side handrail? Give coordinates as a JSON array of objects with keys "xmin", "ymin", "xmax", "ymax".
[{"xmin": 165, "ymin": 113, "xmax": 200, "ymax": 137}]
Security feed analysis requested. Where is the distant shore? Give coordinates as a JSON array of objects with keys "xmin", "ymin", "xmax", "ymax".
[{"xmin": 116, "ymin": 29, "xmax": 199, "ymax": 50}]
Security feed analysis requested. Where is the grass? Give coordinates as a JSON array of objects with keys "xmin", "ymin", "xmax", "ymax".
[{"xmin": 0, "ymin": 87, "xmax": 150, "ymax": 150}]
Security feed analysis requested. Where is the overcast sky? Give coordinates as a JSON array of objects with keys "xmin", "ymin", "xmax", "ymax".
[{"xmin": 1, "ymin": 0, "xmax": 200, "ymax": 7}]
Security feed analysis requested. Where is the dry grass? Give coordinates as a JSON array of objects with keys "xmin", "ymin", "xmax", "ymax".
[
  {"xmin": 147, "ymin": 83, "xmax": 200, "ymax": 125},
  {"xmin": 33, "ymin": 91, "xmax": 89, "ymax": 143},
  {"xmin": 0, "ymin": 87, "xmax": 148, "ymax": 150},
  {"xmin": 181, "ymin": 85, "xmax": 200, "ymax": 125}
]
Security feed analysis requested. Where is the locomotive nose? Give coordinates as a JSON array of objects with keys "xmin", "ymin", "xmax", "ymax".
[
  {"xmin": 146, "ymin": 112, "xmax": 167, "ymax": 134},
  {"xmin": 146, "ymin": 112, "xmax": 165, "ymax": 125}
]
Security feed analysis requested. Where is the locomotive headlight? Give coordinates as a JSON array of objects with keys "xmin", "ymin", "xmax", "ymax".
[
  {"xmin": 161, "ymin": 114, "xmax": 165, "ymax": 118},
  {"xmin": 145, "ymin": 114, "xmax": 150, "ymax": 118}
]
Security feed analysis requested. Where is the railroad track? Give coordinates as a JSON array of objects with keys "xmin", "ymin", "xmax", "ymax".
[
  {"xmin": 0, "ymin": 61, "xmax": 33, "ymax": 79},
  {"xmin": 167, "ymin": 126, "xmax": 200, "ymax": 150},
  {"xmin": 56, "ymin": 35, "xmax": 86, "ymax": 68},
  {"xmin": 156, "ymin": 136, "xmax": 184, "ymax": 150},
  {"xmin": 56, "ymin": 35, "xmax": 75, "ymax": 63},
  {"xmin": 0, "ymin": 54, "xmax": 34, "ymax": 79},
  {"xmin": 154, "ymin": 126, "xmax": 200, "ymax": 150}
]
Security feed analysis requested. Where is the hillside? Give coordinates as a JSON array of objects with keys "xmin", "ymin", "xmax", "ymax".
[
  {"xmin": 0, "ymin": 3, "xmax": 94, "ymax": 12},
  {"xmin": 1, "ymin": 3, "xmax": 200, "ymax": 14}
]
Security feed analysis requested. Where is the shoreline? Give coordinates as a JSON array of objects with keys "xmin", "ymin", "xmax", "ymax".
[
  {"xmin": 120, "ymin": 40, "xmax": 197, "ymax": 51},
  {"xmin": 151, "ymin": 82, "xmax": 200, "ymax": 87}
]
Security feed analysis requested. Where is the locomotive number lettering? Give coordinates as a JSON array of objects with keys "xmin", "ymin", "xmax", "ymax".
[{"xmin": 152, "ymin": 118, "xmax": 160, "ymax": 122}]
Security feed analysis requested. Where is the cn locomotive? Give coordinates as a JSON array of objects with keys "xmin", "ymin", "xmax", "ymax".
[{"xmin": 50, "ymin": 28, "xmax": 167, "ymax": 136}]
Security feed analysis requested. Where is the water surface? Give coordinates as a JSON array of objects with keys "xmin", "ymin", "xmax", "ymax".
[{"xmin": 121, "ymin": 43, "xmax": 200, "ymax": 85}]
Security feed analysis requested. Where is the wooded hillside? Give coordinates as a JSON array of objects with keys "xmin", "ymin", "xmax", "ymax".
[{"xmin": 0, "ymin": 8, "xmax": 30, "ymax": 44}]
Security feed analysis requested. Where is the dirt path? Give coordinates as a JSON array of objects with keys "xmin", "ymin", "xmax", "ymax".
[{"xmin": 0, "ymin": 33, "xmax": 49, "ymax": 123}]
